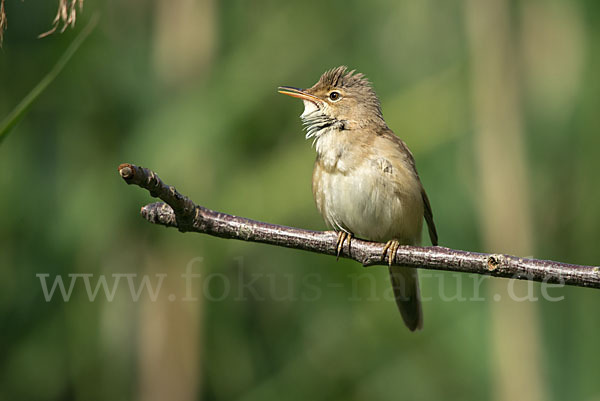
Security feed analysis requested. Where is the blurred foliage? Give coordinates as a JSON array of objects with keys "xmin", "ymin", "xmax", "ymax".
[
  {"xmin": 0, "ymin": 14, "xmax": 97, "ymax": 143},
  {"xmin": 1, "ymin": 1, "xmax": 599, "ymax": 401}
]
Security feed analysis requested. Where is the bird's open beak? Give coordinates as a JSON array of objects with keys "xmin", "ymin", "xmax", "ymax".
[{"xmin": 278, "ymin": 86, "xmax": 321, "ymax": 103}]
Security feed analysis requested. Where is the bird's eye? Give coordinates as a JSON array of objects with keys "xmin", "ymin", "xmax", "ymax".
[{"xmin": 329, "ymin": 91, "xmax": 341, "ymax": 101}]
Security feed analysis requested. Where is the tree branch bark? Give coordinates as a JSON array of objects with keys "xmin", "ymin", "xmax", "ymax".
[{"xmin": 118, "ymin": 163, "xmax": 600, "ymax": 289}]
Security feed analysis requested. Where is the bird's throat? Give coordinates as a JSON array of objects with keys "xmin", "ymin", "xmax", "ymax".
[
  {"xmin": 301, "ymin": 100, "xmax": 319, "ymax": 118},
  {"xmin": 300, "ymin": 103, "xmax": 343, "ymax": 142}
]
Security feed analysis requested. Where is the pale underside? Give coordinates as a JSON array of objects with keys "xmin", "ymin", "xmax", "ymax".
[{"xmin": 311, "ymin": 126, "xmax": 424, "ymax": 246}]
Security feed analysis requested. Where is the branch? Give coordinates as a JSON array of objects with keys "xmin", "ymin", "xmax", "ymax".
[{"xmin": 118, "ymin": 163, "xmax": 600, "ymax": 290}]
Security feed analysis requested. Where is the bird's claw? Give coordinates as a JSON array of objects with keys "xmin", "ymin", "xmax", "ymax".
[
  {"xmin": 335, "ymin": 231, "xmax": 352, "ymax": 260},
  {"xmin": 382, "ymin": 240, "xmax": 400, "ymax": 267}
]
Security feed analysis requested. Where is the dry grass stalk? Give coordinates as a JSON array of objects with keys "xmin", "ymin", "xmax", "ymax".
[
  {"xmin": 0, "ymin": 0, "xmax": 85, "ymax": 46},
  {"xmin": 0, "ymin": 0, "xmax": 7, "ymax": 46},
  {"xmin": 38, "ymin": 0, "xmax": 84, "ymax": 39}
]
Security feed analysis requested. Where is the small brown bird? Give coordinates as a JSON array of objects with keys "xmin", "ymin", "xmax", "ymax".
[{"xmin": 279, "ymin": 66, "xmax": 438, "ymax": 331}]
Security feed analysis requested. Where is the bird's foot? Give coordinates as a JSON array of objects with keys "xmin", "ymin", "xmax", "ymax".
[
  {"xmin": 382, "ymin": 240, "xmax": 400, "ymax": 267},
  {"xmin": 335, "ymin": 231, "xmax": 352, "ymax": 260}
]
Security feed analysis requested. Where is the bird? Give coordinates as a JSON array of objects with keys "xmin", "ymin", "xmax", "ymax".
[{"xmin": 278, "ymin": 66, "xmax": 438, "ymax": 331}]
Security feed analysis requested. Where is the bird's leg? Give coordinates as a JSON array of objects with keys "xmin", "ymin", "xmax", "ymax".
[
  {"xmin": 335, "ymin": 231, "xmax": 353, "ymax": 260},
  {"xmin": 382, "ymin": 240, "xmax": 401, "ymax": 267},
  {"xmin": 347, "ymin": 234, "xmax": 352, "ymax": 256}
]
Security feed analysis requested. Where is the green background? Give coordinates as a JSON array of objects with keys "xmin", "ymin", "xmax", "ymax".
[{"xmin": 1, "ymin": 1, "xmax": 599, "ymax": 400}]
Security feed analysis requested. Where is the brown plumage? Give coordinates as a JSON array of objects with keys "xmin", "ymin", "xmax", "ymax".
[{"xmin": 279, "ymin": 66, "xmax": 437, "ymax": 331}]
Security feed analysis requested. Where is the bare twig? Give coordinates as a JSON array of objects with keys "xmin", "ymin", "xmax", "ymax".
[{"xmin": 118, "ymin": 163, "xmax": 600, "ymax": 289}]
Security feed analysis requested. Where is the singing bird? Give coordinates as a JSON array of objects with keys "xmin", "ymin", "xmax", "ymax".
[{"xmin": 279, "ymin": 66, "xmax": 438, "ymax": 331}]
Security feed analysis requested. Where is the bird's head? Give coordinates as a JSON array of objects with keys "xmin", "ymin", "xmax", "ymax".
[{"xmin": 279, "ymin": 66, "xmax": 385, "ymax": 140}]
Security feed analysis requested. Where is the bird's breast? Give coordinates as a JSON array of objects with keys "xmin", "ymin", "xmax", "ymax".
[{"xmin": 312, "ymin": 144, "xmax": 423, "ymax": 244}]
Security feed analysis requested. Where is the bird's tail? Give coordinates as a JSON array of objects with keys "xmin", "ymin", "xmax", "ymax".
[{"xmin": 389, "ymin": 266, "xmax": 423, "ymax": 331}]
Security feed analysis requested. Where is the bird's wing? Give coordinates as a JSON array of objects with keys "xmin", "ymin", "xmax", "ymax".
[
  {"xmin": 380, "ymin": 128, "xmax": 438, "ymax": 246},
  {"xmin": 421, "ymin": 188, "xmax": 438, "ymax": 246}
]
